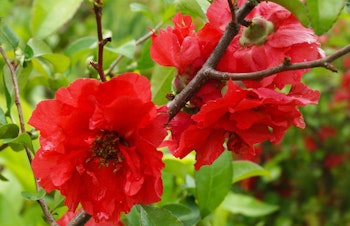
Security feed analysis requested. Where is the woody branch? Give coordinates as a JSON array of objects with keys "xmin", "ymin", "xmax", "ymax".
[{"xmin": 167, "ymin": 0, "xmax": 350, "ymax": 120}]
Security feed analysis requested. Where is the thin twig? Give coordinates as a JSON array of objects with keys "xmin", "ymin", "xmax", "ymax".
[
  {"xmin": 206, "ymin": 44, "xmax": 350, "ymax": 81},
  {"xmin": 90, "ymin": 0, "xmax": 110, "ymax": 82},
  {"xmin": 0, "ymin": 47, "xmax": 58, "ymax": 226},
  {"xmin": 106, "ymin": 22, "xmax": 163, "ymax": 76}
]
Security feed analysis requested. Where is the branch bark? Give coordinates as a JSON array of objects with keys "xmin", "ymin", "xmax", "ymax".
[
  {"xmin": 90, "ymin": 0, "xmax": 110, "ymax": 82},
  {"xmin": 206, "ymin": 44, "xmax": 350, "ymax": 81}
]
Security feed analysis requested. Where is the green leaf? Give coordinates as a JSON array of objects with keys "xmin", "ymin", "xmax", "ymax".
[
  {"xmin": 221, "ymin": 193, "xmax": 279, "ymax": 217},
  {"xmin": 0, "ymin": 124, "xmax": 19, "ymax": 139},
  {"xmin": 136, "ymin": 40, "xmax": 155, "ymax": 70},
  {"xmin": 0, "ymin": 108, "xmax": 7, "ymax": 125},
  {"xmin": 194, "ymin": 151, "xmax": 233, "ymax": 217},
  {"xmin": 64, "ymin": 37, "xmax": 97, "ymax": 56},
  {"xmin": 163, "ymin": 156, "xmax": 191, "ymax": 179},
  {"xmin": 7, "ymin": 133, "xmax": 34, "ymax": 152},
  {"xmin": 40, "ymin": 53, "xmax": 71, "ymax": 73},
  {"xmin": 151, "ymin": 65, "xmax": 175, "ymax": 105},
  {"xmin": 21, "ymin": 189, "xmax": 46, "ymax": 201},
  {"xmin": 232, "ymin": 160, "xmax": 270, "ymax": 183},
  {"xmin": 106, "ymin": 40, "xmax": 136, "ymax": 59},
  {"xmin": 270, "ymin": 0, "xmax": 309, "ymax": 27},
  {"xmin": 0, "ymin": 173, "xmax": 8, "ymax": 182},
  {"xmin": 25, "ymin": 38, "xmax": 52, "ymax": 59},
  {"xmin": 139, "ymin": 205, "xmax": 183, "ymax": 226},
  {"xmin": 0, "ymin": 22, "xmax": 19, "ymax": 49},
  {"xmin": 30, "ymin": 0, "xmax": 84, "ymax": 38},
  {"xmin": 175, "ymin": 0, "xmax": 207, "ymax": 20},
  {"xmin": 130, "ymin": 3, "xmax": 154, "ymax": 21},
  {"xmin": 2, "ymin": 65, "xmax": 15, "ymax": 111},
  {"xmin": 163, "ymin": 203, "xmax": 200, "ymax": 226},
  {"xmin": 347, "ymin": 0, "xmax": 350, "ymax": 13},
  {"xmin": 305, "ymin": 0, "xmax": 345, "ymax": 35}
]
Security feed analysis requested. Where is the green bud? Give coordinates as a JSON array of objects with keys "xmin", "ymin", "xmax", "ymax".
[{"xmin": 239, "ymin": 17, "xmax": 275, "ymax": 47}]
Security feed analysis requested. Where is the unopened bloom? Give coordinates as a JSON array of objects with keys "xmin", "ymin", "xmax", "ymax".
[{"xmin": 30, "ymin": 73, "xmax": 168, "ymax": 224}]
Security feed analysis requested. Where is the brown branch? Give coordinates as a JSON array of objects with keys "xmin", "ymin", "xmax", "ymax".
[
  {"xmin": 206, "ymin": 44, "xmax": 350, "ymax": 81},
  {"xmin": 106, "ymin": 22, "xmax": 163, "ymax": 76},
  {"xmin": 90, "ymin": 0, "xmax": 110, "ymax": 82},
  {"xmin": 168, "ymin": 0, "xmax": 257, "ymax": 120},
  {"xmin": 68, "ymin": 210, "xmax": 92, "ymax": 226},
  {"xmin": 0, "ymin": 47, "xmax": 58, "ymax": 226}
]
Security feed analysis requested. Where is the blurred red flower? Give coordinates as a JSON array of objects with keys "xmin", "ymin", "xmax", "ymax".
[
  {"xmin": 333, "ymin": 70, "xmax": 350, "ymax": 107},
  {"xmin": 29, "ymin": 73, "xmax": 168, "ymax": 224},
  {"xmin": 171, "ymin": 80, "xmax": 319, "ymax": 169}
]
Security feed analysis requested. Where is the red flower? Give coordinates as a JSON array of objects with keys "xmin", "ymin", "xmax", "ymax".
[
  {"xmin": 150, "ymin": 13, "xmax": 204, "ymax": 77},
  {"xmin": 171, "ymin": 80, "xmax": 319, "ymax": 169},
  {"xmin": 202, "ymin": 0, "xmax": 324, "ymax": 89},
  {"xmin": 29, "ymin": 73, "xmax": 168, "ymax": 224},
  {"xmin": 324, "ymin": 154, "xmax": 345, "ymax": 169},
  {"xmin": 333, "ymin": 70, "xmax": 350, "ymax": 107}
]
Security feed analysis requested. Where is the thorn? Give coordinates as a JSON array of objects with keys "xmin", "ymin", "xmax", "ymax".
[
  {"xmin": 324, "ymin": 63, "xmax": 338, "ymax": 72},
  {"xmin": 283, "ymin": 57, "xmax": 292, "ymax": 66}
]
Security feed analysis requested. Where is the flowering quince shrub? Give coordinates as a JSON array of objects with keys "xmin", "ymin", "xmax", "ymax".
[
  {"xmin": 1, "ymin": 0, "xmax": 350, "ymax": 226},
  {"xmin": 152, "ymin": 0, "xmax": 322, "ymax": 169}
]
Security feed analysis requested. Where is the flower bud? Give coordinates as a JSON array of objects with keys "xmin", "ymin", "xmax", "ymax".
[{"xmin": 240, "ymin": 17, "xmax": 274, "ymax": 47}]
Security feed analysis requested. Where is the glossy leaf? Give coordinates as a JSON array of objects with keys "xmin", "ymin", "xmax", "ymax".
[
  {"xmin": 30, "ymin": 0, "xmax": 84, "ymax": 38},
  {"xmin": 130, "ymin": 3, "xmax": 154, "ymax": 21},
  {"xmin": 21, "ymin": 189, "xmax": 46, "ymax": 201},
  {"xmin": 0, "ymin": 21, "xmax": 19, "ymax": 49},
  {"xmin": 0, "ymin": 124, "xmax": 19, "ymax": 139},
  {"xmin": 40, "ymin": 53, "xmax": 71, "ymax": 73},
  {"xmin": 306, "ymin": 0, "xmax": 345, "ymax": 35},
  {"xmin": 163, "ymin": 203, "xmax": 200, "ymax": 226},
  {"xmin": 221, "ymin": 193, "xmax": 279, "ymax": 217},
  {"xmin": 195, "ymin": 151, "xmax": 233, "ymax": 217},
  {"xmin": 7, "ymin": 133, "xmax": 34, "ymax": 152},
  {"xmin": 232, "ymin": 160, "xmax": 270, "ymax": 183},
  {"xmin": 139, "ymin": 205, "xmax": 183, "ymax": 226},
  {"xmin": 136, "ymin": 40, "xmax": 155, "ymax": 70},
  {"xmin": 151, "ymin": 65, "xmax": 175, "ymax": 105},
  {"xmin": 0, "ymin": 108, "xmax": 6, "ymax": 125},
  {"xmin": 107, "ymin": 40, "xmax": 136, "ymax": 59},
  {"xmin": 64, "ymin": 37, "xmax": 97, "ymax": 56},
  {"xmin": 25, "ymin": 38, "xmax": 52, "ymax": 60},
  {"xmin": 270, "ymin": 0, "xmax": 309, "ymax": 27},
  {"xmin": 175, "ymin": 0, "xmax": 207, "ymax": 20}
]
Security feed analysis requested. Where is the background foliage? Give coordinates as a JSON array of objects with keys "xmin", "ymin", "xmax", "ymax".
[{"xmin": 1, "ymin": 0, "xmax": 350, "ymax": 225}]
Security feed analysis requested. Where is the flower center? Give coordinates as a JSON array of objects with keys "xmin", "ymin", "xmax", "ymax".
[
  {"xmin": 91, "ymin": 130, "xmax": 126, "ymax": 168},
  {"xmin": 239, "ymin": 17, "xmax": 275, "ymax": 47}
]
